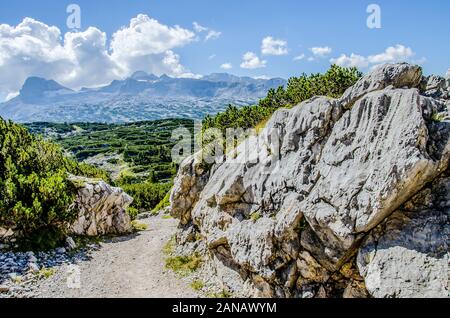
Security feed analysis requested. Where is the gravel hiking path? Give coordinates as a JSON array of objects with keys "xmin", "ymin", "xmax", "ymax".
[{"xmin": 35, "ymin": 215, "xmax": 199, "ymax": 298}]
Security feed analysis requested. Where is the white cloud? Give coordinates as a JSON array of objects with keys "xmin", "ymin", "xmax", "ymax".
[
  {"xmin": 0, "ymin": 17, "xmax": 75, "ymax": 95},
  {"xmin": 307, "ymin": 57, "xmax": 315, "ymax": 62},
  {"xmin": 193, "ymin": 22, "xmax": 208, "ymax": 33},
  {"xmin": 5, "ymin": 92, "xmax": 19, "ymax": 101},
  {"xmin": 330, "ymin": 53, "xmax": 369, "ymax": 68},
  {"xmin": 110, "ymin": 14, "xmax": 196, "ymax": 75},
  {"xmin": 192, "ymin": 21, "xmax": 221, "ymax": 41},
  {"xmin": 367, "ymin": 44, "xmax": 414, "ymax": 64},
  {"xmin": 254, "ymin": 75, "xmax": 270, "ymax": 80},
  {"xmin": 261, "ymin": 36, "xmax": 288, "ymax": 56},
  {"xmin": 329, "ymin": 45, "xmax": 423, "ymax": 70},
  {"xmin": 0, "ymin": 15, "xmax": 199, "ymax": 97},
  {"xmin": 310, "ymin": 46, "xmax": 332, "ymax": 57},
  {"xmin": 293, "ymin": 54, "xmax": 305, "ymax": 61},
  {"xmin": 64, "ymin": 27, "xmax": 120, "ymax": 88},
  {"xmin": 208, "ymin": 54, "xmax": 216, "ymax": 60},
  {"xmin": 220, "ymin": 63, "xmax": 233, "ymax": 70},
  {"xmin": 240, "ymin": 52, "xmax": 267, "ymax": 69},
  {"xmin": 206, "ymin": 30, "xmax": 222, "ymax": 41}
]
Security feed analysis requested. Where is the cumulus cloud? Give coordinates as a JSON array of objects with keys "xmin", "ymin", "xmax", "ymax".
[
  {"xmin": 367, "ymin": 44, "xmax": 414, "ymax": 64},
  {"xmin": 110, "ymin": 14, "xmax": 196, "ymax": 75},
  {"xmin": 192, "ymin": 21, "xmax": 221, "ymax": 41},
  {"xmin": 0, "ymin": 18, "xmax": 74, "ymax": 95},
  {"xmin": 0, "ymin": 15, "xmax": 199, "ymax": 97},
  {"xmin": 240, "ymin": 52, "xmax": 267, "ymax": 69},
  {"xmin": 329, "ymin": 53, "xmax": 369, "ymax": 68},
  {"xmin": 261, "ymin": 36, "xmax": 288, "ymax": 56},
  {"xmin": 310, "ymin": 46, "xmax": 332, "ymax": 57},
  {"xmin": 220, "ymin": 63, "xmax": 233, "ymax": 70},
  {"xmin": 330, "ymin": 45, "xmax": 423, "ymax": 69}
]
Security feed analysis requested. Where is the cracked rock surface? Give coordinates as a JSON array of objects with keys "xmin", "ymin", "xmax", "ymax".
[{"xmin": 170, "ymin": 63, "xmax": 449, "ymax": 298}]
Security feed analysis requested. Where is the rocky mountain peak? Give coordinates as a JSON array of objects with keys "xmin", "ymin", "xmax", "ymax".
[
  {"xmin": 130, "ymin": 71, "xmax": 159, "ymax": 81},
  {"xmin": 19, "ymin": 77, "xmax": 71, "ymax": 103}
]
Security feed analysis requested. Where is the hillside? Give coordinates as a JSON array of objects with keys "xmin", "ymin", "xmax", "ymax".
[{"xmin": 24, "ymin": 119, "xmax": 196, "ymax": 213}]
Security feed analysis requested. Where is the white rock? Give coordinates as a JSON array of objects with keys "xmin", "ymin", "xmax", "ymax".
[
  {"xmin": 55, "ymin": 247, "xmax": 66, "ymax": 254},
  {"xmin": 27, "ymin": 262, "xmax": 39, "ymax": 273},
  {"xmin": 69, "ymin": 176, "xmax": 133, "ymax": 236},
  {"xmin": 65, "ymin": 237, "xmax": 77, "ymax": 251}
]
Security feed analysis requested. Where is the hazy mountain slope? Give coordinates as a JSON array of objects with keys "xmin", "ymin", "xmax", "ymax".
[{"xmin": 0, "ymin": 72, "xmax": 286, "ymax": 123}]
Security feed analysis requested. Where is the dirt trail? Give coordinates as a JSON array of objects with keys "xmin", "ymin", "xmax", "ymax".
[{"xmin": 35, "ymin": 216, "xmax": 199, "ymax": 298}]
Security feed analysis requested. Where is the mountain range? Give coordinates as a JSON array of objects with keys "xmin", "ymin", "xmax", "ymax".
[{"xmin": 0, "ymin": 72, "xmax": 286, "ymax": 123}]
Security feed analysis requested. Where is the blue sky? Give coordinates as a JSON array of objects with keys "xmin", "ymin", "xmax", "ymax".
[{"xmin": 0, "ymin": 0, "xmax": 449, "ymax": 100}]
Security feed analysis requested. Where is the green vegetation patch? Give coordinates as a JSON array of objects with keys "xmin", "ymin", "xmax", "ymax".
[
  {"xmin": 165, "ymin": 253, "xmax": 203, "ymax": 276},
  {"xmin": 25, "ymin": 119, "xmax": 191, "ymax": 212},
  {"xmin": 190, "ymin": 280, "xmax": 205, "ymax": 291},
  {"xmin": 0, "ymin": 118, "xmax": 106, "ymax": 249},
  {"xmin": 131, "ymin": 220, "xmax": 148, "ymax": 232}
]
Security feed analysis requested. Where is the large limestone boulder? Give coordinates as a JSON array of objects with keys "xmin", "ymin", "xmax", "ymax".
[
  {"xmin": 69, "ymin": 176, "xmax": 133, "ymax": 236},
  {"xmin": 0, "ymin": 176, "xmax": 133, "ymax": 244},
  {"xmin": 170, "ymin": 63, "xmax": 450, "ymax": 298}
]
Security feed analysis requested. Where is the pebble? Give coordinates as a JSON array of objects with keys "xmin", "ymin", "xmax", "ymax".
[
  {"xmin": 0, "ymin": 285, "xmax": 9, "ymax": 293},
  {"xmin": 27, "ymin": 263, "xmax": 39, "ymax": 273},
  {"xmin": 8, "ymin": 272, "xmax": 19, "ymax": 280},
  {"xmin": 55, "ymin": 247, "xmax": 66, "ymax": 254},
  {"xmin": 137, "ymin": 212, "xmax": 152, "ymax": 220},
  {"xmin": 0, "ymin": 244, "xmax": 85, "ymax": 298}
]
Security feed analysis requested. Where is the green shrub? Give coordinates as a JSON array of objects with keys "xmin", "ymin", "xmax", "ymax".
[
  {"xmin": 202, "ymin": 65, "xmax": 362, "ymax": 136},
  {"xmin": 0, "ymin": 118, "xmax": 106, "ymax": 248},
  {"xmin": 152, "ymin": 191, "xmax": 171, "ymax": 213},
  {"xmin": 126, "ymin": 207, "xmax": 139, "ymax": 220},
  {"xmin": 431, "ymin": 113, "xmax": 446, "ymax": 122},
  {"xmin": 121, "ymin": 182, "xmax": 172, "ymax": 211}
]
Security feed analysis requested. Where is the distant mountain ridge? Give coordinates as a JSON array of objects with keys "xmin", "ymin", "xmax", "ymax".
[{"xmin": 0, "ymin": 72, "xmax": 286, "ymax": 123}]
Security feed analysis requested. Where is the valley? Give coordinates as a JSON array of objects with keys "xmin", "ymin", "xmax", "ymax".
[{"xmin": 25, "ymin": 119, "xmax": 196, "ymax": 213}]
